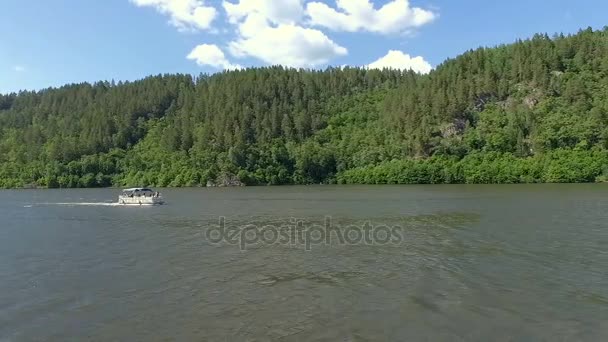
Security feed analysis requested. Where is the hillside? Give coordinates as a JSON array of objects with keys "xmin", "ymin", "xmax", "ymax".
[{"xmin": 0, "ymin": 27, "xmax": 607, "ymax": 188}]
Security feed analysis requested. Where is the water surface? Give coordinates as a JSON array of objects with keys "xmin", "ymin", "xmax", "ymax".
[{"xmin": 1, "ymin": 185, "xmax": 608, "ymax": 341}]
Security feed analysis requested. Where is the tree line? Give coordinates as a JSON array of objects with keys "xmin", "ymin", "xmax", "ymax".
[{"xmin": 0, "ymin": 27, "xmax": 607, "ymax": 188}]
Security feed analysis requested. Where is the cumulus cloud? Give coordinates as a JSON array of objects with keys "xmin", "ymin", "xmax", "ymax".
[
  {"xmin": 229, "ymin": 23, "xmax": 348, "ymax": 68},
  {"xmin": 306, "ymin": 0, "xmax": 436, "ymax": 34},
  {"xmin": 223, "ymin": 0, "xmax": 347, "ymax": 68},
  {"xmin": 223, "ymin": 0, "xmax": 304, "ymax": 25},
  {"xmin": 131, "ymin": 0, "xmax": 437, "ymax": 70},
  {"xmin": 131, "ymin": 0, "xmax": 217, "ymax": 31},
  {"xmin": 187, "ymin": 44, "xmax": 242, "ymax": 70},
  {"xmin": 367, "ymin": 50, "xmax": 433, "ymax": 74}
]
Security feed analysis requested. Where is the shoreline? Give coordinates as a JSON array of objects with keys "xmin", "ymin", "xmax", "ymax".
[{"xmin": 4, "ymin": 182, "xmax": 608, "ymax": 190}]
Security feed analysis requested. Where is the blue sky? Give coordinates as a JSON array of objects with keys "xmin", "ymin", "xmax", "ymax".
[{"xmin": 1, "ymin": 0, "xmax": 606, "ymax": 93}]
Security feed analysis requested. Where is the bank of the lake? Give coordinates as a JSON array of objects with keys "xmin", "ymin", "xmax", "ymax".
[{"xmin": 4, "ymin": 147, "xmax": 608, "ymax": 189}]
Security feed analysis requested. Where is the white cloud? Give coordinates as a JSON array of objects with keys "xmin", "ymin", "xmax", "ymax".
[
  {"xmin": 187, "ymin": 44, "xmax": 242, "ymax": 70},
  {"xmin": 306, "ymin": 0, "xmax": 436, "ymax": 34},
  {"xmin": 131, "ymin": 0, "xmax": 217, "ymax": 31},
  {"xmin": 229, "ymin": 23, "xmax": 347, "ymax": 68},
  {"xmin": 367, "ymin": 50, "xmax": 432, "ymax": 74},
  {"xmin": 130, "ymin": 0, "xmax": 438, "ymax": 69},
  {"xmin": 222, "ymin": 1, "xmax": 347, "ymax": 68},
  {"xmin": 13, "ymin": 65, "xmax": 26, "ymax": 72},
  {"xmin": 223, "ymin": 0, "xmax": 304, "ymax": 25}
]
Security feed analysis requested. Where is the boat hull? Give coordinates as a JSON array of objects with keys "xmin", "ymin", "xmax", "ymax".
[{"xmin": 118, "ymin": 196, "xmax": 164, "ymax": 206}]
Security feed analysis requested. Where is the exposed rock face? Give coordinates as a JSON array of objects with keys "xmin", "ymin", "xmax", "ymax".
[
  {"xmin": 474, "ymin": 93, "xmax": 493, "ymax": 112},
  {"xmin": 440, "ymin": 118, "xmax": 467, "ymax": 139},
  {"xmin": 523, "ymin": 96, "xmax": 539, "ymax": 109}
]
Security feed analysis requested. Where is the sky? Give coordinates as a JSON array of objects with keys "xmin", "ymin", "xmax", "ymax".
[{"xmin": 1, "ymin": 0, "xmax": 607, "ymax": 93}]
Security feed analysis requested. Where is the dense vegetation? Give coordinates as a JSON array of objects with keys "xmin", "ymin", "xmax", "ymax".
[{"xmin": 1, "ymin": 27, "xmax": 607, "ymax": 188}]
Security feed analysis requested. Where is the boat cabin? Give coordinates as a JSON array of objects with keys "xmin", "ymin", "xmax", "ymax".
[
  {"xmin": 121, "ymin": 188, "xmax": 160, "ymax": 198},
  {"xmin": 118, "ymin": 188, "xmax": 164, "ymax": 205}
]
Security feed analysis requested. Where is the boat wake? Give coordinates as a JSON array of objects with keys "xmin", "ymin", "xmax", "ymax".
[
  {"xmin": 58, "ymin": 202, "xmax": 122, "ymax": 207},
  {"xmin": 26, "ymin": 202, "xmax": 124, "ymax": 207}
]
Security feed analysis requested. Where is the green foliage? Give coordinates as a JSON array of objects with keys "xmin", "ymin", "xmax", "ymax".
[
  {"xmin": 338, "ymin": 149, "xmax": 608, "ymax": 185},
  {"xmin": 1, "ymin": 28, "xmax": 607, "ymax": 187}
]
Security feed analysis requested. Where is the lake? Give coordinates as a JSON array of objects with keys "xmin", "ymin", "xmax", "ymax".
[{"xmin": 1, "ymin": 185, "xmax": 608, "ymax": 341}]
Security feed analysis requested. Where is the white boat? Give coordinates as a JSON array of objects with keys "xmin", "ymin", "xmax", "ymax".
[{"xmin": 118, "ymin": 188, "xmax": 164, "ymax": 205}]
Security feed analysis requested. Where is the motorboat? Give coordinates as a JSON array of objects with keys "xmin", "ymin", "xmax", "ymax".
[{"xmin": 118, "ymin": 188, "xmax": 164, "ymax": 205}]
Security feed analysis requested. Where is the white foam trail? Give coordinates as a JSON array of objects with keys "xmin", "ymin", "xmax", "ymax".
[
  {"xmin": 30, "ymin": 202, "xmax": 123, "ymax": 207},
  {"xmin": 55, "ymin": 202, "xmax": 122, "ymax": 207},
  {"xmin": 26, "ymin": 202, "xmax": 161, "ymax": 208}
]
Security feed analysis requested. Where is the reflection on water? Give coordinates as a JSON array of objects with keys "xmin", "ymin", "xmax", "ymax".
[{"xmin": 1, "ymin": 185, "xmax": 608, "ymax": 341}]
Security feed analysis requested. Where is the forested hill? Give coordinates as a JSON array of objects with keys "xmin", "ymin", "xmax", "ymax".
[{"xmin": 1, "ymin": 27, "xmax": 607, "ymax": 188}]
